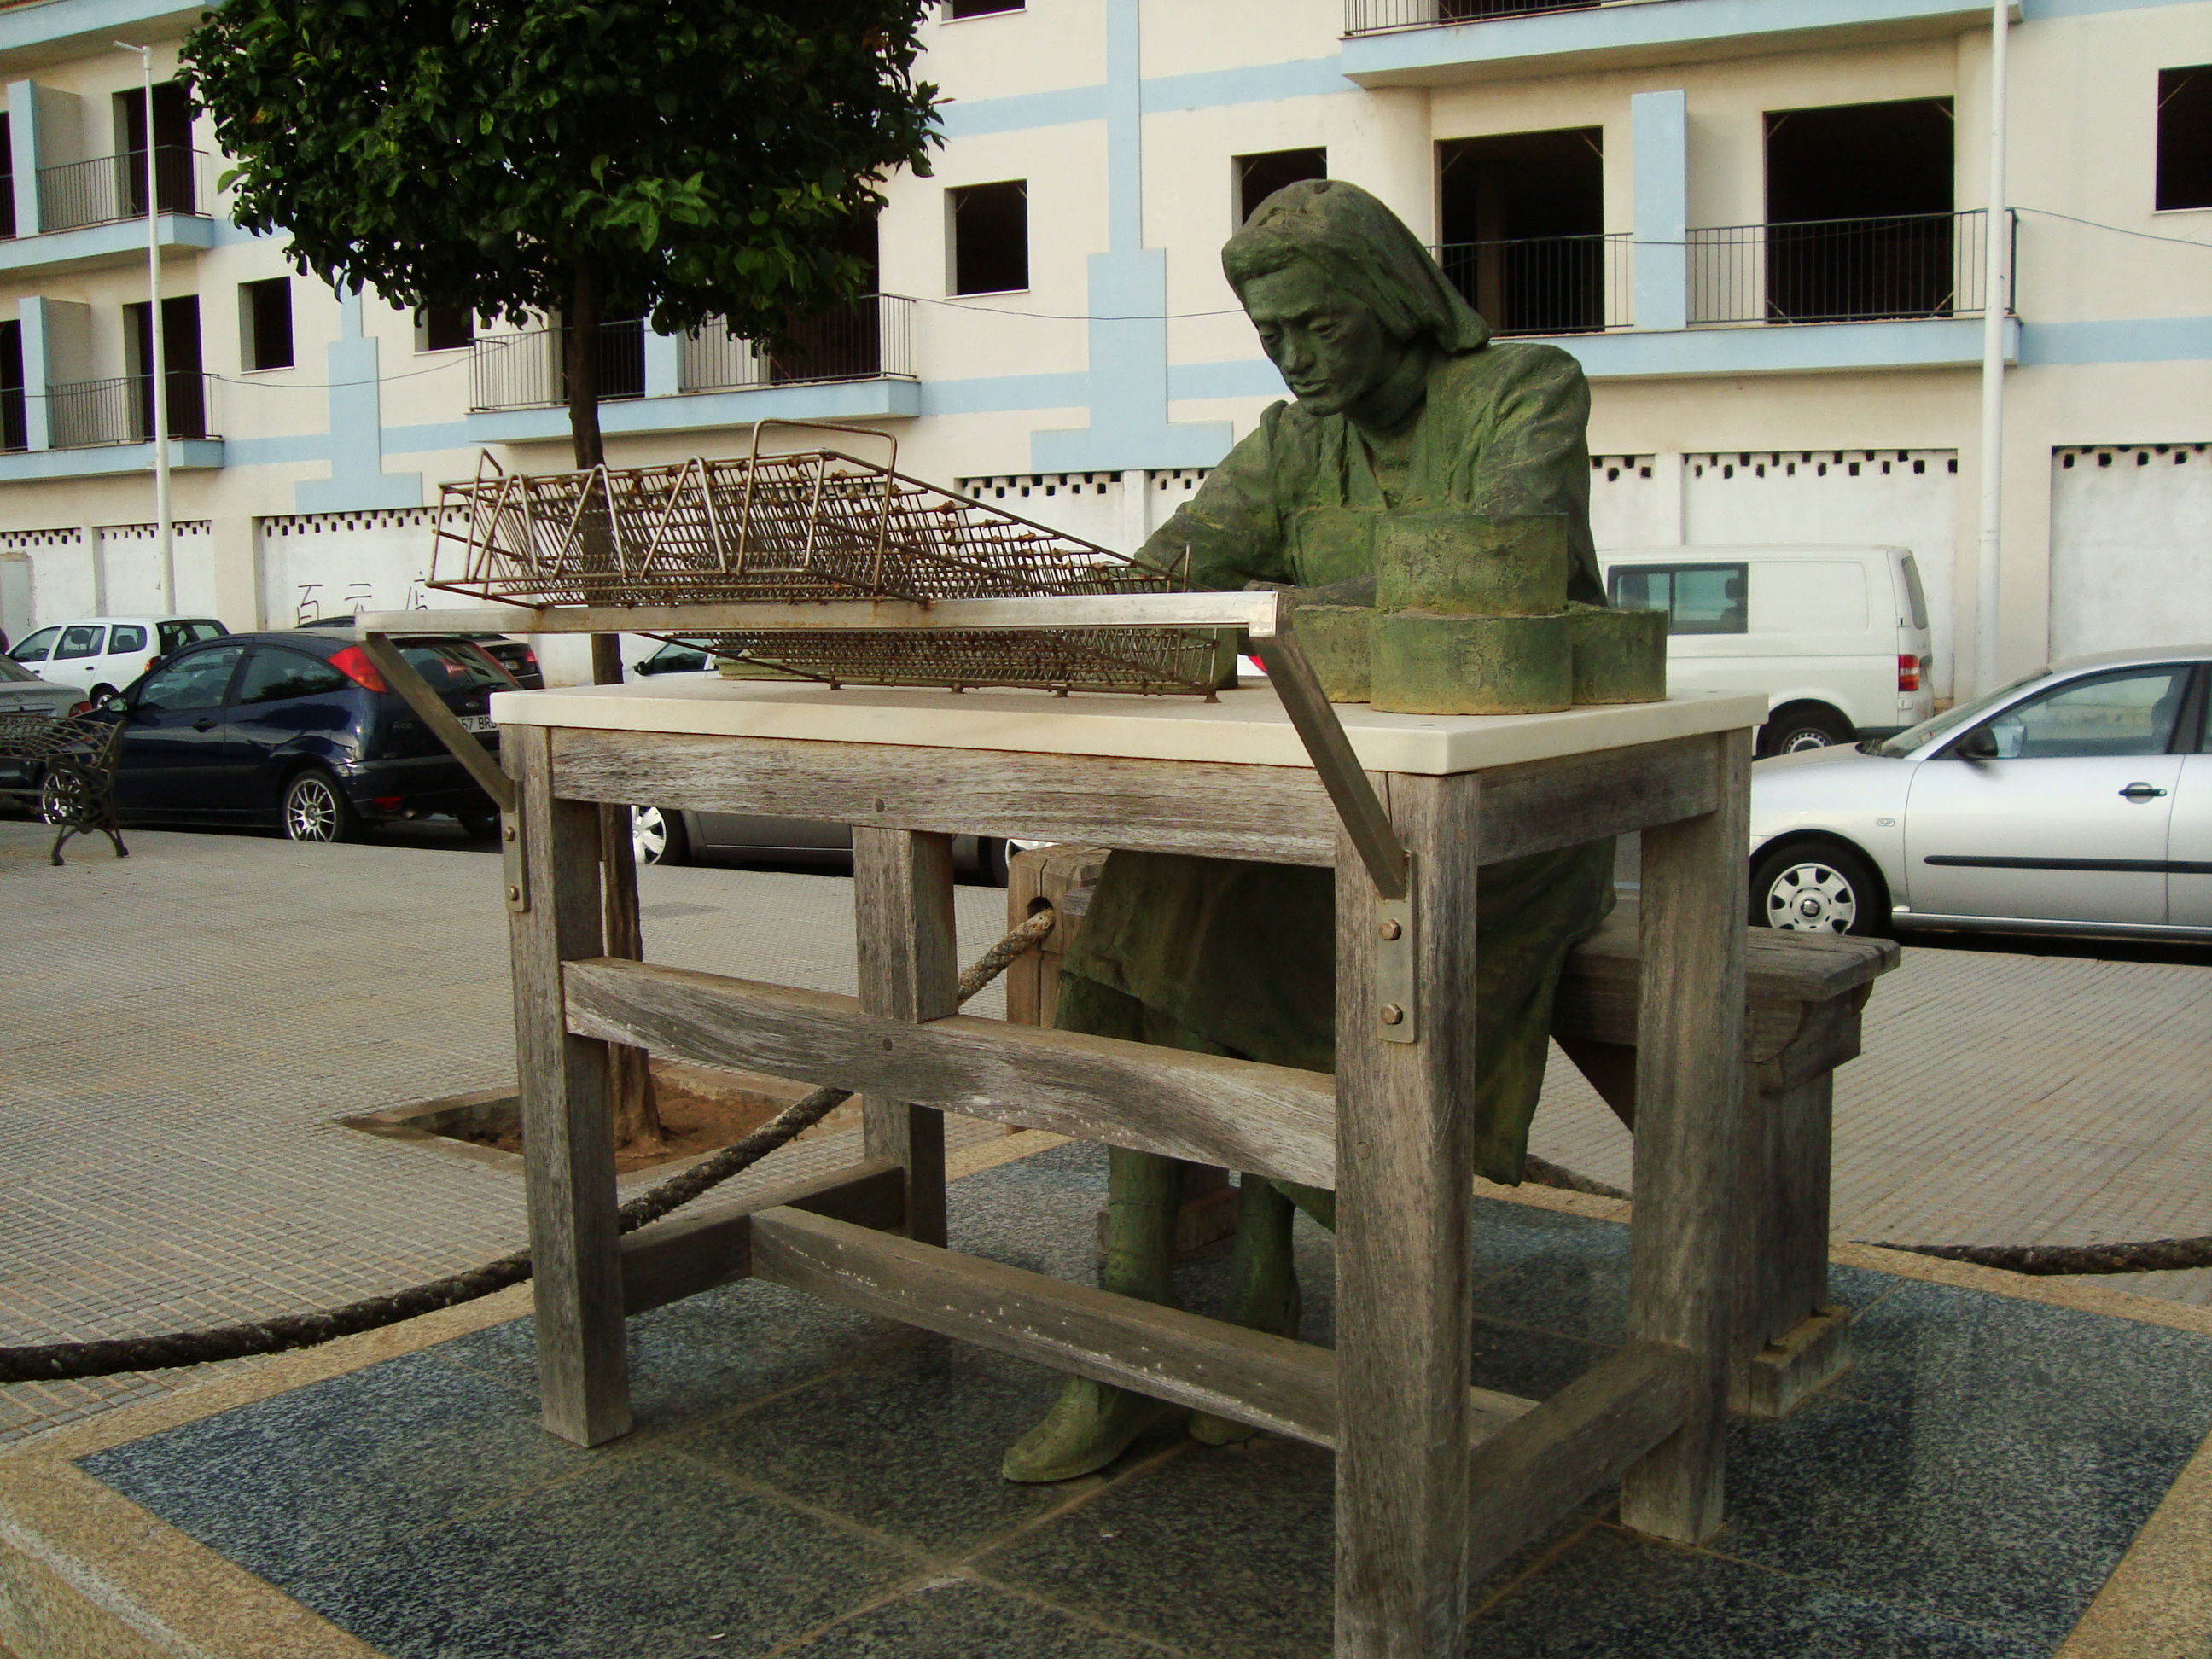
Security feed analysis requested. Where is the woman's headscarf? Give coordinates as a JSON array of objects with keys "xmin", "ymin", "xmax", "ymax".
[{"xmin": 1223, "ymin": 178, "xmax": 1490, "ymax": 355}]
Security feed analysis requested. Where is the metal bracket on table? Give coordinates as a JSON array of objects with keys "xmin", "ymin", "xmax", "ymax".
[
  {"xmin": 1249, "ymin": 616, "xmax": 1411, "ymax": 904},
  {"xmin": 356, "ymin": 631, "xmax": 527, "ymax": 912}
]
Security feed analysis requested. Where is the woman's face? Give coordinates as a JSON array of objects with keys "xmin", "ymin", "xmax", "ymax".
[{"xmin": 1238, "ymin": 259, "xmax": 1415, "ymax": 422}]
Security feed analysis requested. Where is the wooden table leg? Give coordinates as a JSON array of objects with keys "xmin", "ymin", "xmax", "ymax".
[
  {"xmin": 853, "ymin": 826, "xmax": 958, "ymax": 1247},
  {"xmin": 1334, "ymin": 774, "xmax": 1479, "ymax": 1658},
  {"xmin": 1620, "ymin": 730, "xmax": 1750, "ymax": 1541},
  {"xmin": 507, "ymin": 725, "xmax": 631, "ymax": 1447}
]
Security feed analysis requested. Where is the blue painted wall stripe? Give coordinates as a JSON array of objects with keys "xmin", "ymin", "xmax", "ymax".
[
  {"xmin": 936, "ymin": 84, "xmax": 1106, "ymax": 138},
  {"xmin": 2018, "ymin": 316, "xmax": 2212, "ymax": 364}
]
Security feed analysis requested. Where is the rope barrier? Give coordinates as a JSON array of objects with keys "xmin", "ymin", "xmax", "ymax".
[
  {"xmin": 1508, "ymin": 1161, "xmax": 2212, "ymax": 1276},
  {"xmin": 0, "ymin": 905, "xmax": 1060, "ymax": 1387}
]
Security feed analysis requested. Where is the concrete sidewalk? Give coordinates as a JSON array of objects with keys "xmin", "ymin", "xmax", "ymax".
[{"xmin": 3, "ymin": 818, "xmax": 2208, "ymax": 1448}]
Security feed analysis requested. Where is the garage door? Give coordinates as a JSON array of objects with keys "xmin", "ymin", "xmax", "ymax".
[{"xmin": 2050, "ymin": 444, "xmax": 2212, "ymax": 661}]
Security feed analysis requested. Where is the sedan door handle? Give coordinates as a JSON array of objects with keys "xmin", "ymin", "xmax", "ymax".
[
  {"xmin": 2118, "ymin": 782, "xmax": 2168, "ymax": 801},
  {"xmin": 192, "ymin": 717, "xmax": 218, "ymax": 732}
]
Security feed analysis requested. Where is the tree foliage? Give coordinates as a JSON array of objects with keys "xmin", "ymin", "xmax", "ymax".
[{"xmin": 183, "ymin": 0, "xmax": 940, "ymax": 462}]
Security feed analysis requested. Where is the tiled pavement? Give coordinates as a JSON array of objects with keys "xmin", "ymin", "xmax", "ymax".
[
  {"xmin": 3, "ymin": 816, "xmax": 2209, "ymax": 1449},
  {"xmin": 0, "ymin": 821, "xmax": 1013, "ymax": 1444},
  {"xmin": 71, "ymin": 1143, "xmax": 2212, "ymax": 1659}
]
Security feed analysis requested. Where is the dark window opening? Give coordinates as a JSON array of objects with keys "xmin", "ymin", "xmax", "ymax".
[
  {"xmin": 946, "ymin": 0, "xmax": 1022, "ymax": 14},
  {"xmin": 590, "ymin": 317, "xmax": 645, "ymax": 400},
  {"xmin": 0, "ymin": 115, "xmax": 14, "ymax": 240},
  {"xmin": 1237, "ymin": 148, "xmax": 1328, "ymax": 225},
  {"xmin": 772, "ymin": 210, "xmax": 883, "ymax": 383},
  {"xmin": 125, "ymin": 294, "xmax": 207, "ymax": 439},
  {"xmin": 114, "ymin": 80, "xmax": 195, "ymax": 215},
  {"xmin": 1436, "ymin": 126, "xmax": 1605, "ymax": 335},
  {"xmin": 951, "ymin": 180, "xmax": 1027, "ymax": 294},
  {"xmin": 2157, "ymin": 67, "xmax": 2212, "ymax": 211},
  {"xmin": 242, "ymin": 277, "xmax": 293, "ymax": 370},
  {"xmin": 1764, "ymin": 98, "xmax": 1954, "ymax": 322},
  {"xmin": 1436, "ymin": 0, "xmax": 1597, "ymax": 15},
  {"xmin": 0, "ymin": 320, "xmax": 23, "ymax": 452},
  {"xmin": 417, "ymin": 306, "xmax": 474, "ymax": 352}
]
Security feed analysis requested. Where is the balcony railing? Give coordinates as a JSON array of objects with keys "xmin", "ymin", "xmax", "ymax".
[
  {"xmin": 1433, "ymin": 232, "xmax": 1632, "ymax": 335},
  {"xmin": 1346, "ymin": 0, "xmax": 1598, "ymax": 33},
  {"xmin": 36, "ymin": 148, "xmax": 208, "ymax": 233},
  {"xmin": 47, "ymin": 371, "xmax": 217, "ymax": 448},
  {"xmin": 1688, "ymin": 209, "xmax": 2013, "ymax": 326},
  {"xmin": 681, "ymin": 294, "xmax": 917, "ymax": 393},
  {"xmin": 470, "ymin": 321, "xmax": 646, "ymax": 413}
]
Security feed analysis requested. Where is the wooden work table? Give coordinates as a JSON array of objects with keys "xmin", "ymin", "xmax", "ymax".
[{"xmin": 492, "ymin": 674, "xmax": 1776, "ymax": 1659}]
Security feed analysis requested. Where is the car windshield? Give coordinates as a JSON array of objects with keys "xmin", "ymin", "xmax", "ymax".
[
  {"xmin": 0, "ymin": 654, "xmax": 38, "ymax": 683},
  {"xmin": 1867, "ymin": 672, "xmax": 2046, "ymax": 757},
  {"xmin": 398, "ymin": 639, "xmax": 512, "ymax": 691}
]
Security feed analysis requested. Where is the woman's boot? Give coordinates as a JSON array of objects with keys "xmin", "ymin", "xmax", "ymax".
[{"xmin": 1001, "ymin": 1149, "xmax": 1185, "ymax": 1481}]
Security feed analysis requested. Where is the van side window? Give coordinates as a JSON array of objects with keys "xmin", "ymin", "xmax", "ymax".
[
  {"xmin": 54, "ymin": 624, "xmax": 105, "ymax": 659},
  {"xmin": 109, "ymin": 624, "xmax": 148, "ymax": 654},
  {"xmin": 1609, "ymin": 563, "xmax": 1748, "ymax": 635},
  {"xmin": 1899, "ymin": 554, "xmax": 1930, "ymax": 631}
]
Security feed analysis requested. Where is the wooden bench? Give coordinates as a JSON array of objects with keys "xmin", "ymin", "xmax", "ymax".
[{"xmin": 1011, "ymin": 847, "xmax": 1898, "ymax": 1421}]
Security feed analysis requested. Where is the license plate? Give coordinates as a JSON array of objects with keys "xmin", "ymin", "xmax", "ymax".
[{"xmin": 457, "ymin": 713, "xmax": 495, "ymax": 733}]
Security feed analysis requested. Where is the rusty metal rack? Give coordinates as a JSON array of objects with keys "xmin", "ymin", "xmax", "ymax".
[{"xmin": 422, "ymin": 425, "xmax": 1225, "ymax": 696}]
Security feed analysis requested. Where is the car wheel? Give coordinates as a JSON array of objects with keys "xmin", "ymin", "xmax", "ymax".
[
  {"xmin": 37, "ymin": 764, "xmax": 95, "ymax": 825},
  {"xmin": 632, "ymin": 805, "xmax": 689, "ymax": 865},
  {"xmin": 89, "ymin": 684, "xmax": 117, "ymax": 705},
  {"xmin": 1759, "ymin": 703, "xmax": 1856, "ymax": 756},
  {"xmin": 979, "ymin": 837, "xmax": 1012, "ymax": 888},
  {"xmin": 282, "ymin": 769, "xmax": 360, "ymax": 843},
  {"xmin": 1750, "ymin": 839, "xmax": 1885, "ymax": 935},
  {"xmin": 455, "ymin": 808, "xmax": 499, "ymax": 841}
]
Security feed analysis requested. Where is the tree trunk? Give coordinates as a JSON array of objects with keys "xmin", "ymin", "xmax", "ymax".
[
  {"xmin": 567, "ymin": 253, "xmax": 662, "ymax": 1149},
  {"xmin": 565, "ymin": 253, "xmax": 606, "ymax": 470}
]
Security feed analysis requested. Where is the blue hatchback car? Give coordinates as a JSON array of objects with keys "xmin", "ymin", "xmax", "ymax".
[{"xmin": 102, "ymin": 630, "xmax": 515, "ymax": 841}]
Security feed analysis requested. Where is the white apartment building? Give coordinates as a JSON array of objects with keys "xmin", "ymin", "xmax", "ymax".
[{"xmin": 0, "ymin": 0, "xmax": 2207, "ymax": 698}]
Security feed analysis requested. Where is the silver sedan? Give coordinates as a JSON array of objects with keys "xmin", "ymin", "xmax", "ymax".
[{"xmin": 1749, "ymin": 644, "xmax": 2211, "ymax": 939}]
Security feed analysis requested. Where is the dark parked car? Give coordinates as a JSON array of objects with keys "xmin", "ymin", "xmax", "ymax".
[
  {"xmin": 98, "ymin": 630, "xmax": 515, "ymax": 841},
  {"xmin": 296, "ymin": 617, "xmax": 545, "ymax": 689}
]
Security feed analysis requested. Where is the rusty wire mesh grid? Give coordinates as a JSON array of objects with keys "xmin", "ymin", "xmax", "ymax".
[{"xmin": 426, "ymin": 446, "xmax": 1224, "ymax": 694}]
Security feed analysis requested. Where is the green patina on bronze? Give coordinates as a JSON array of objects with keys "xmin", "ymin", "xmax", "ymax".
[
  {"xmin": 1568, "ymin": 600, "xmax": 1670, "ymax": 704},
  {"xmin": 1002, "ymin": 178, "xmax": 1618, "ymax": 1484},
  {"xmin": 1371, "ymin": 610, "xmax": 1574, "ymax": 715}
]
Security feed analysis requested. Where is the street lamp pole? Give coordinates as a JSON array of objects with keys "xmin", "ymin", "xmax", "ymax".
[
  {"xmin": 117, "ymin": 41, "xmax": 172, "ymax": 613},
  {"xmin": 1973, "ymin": 0, "xmax": 2011, "ymax": 695}
]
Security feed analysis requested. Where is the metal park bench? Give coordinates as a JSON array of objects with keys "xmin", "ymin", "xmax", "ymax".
[{"xmin": 0, "ymin": 712, "xmax": 128, "ymax": 865}]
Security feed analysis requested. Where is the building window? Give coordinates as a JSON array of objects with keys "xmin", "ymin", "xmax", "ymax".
[
  {"xmin": 416, "ymin": 306, "xmax": 474, "ymax": 352},
  {"xmin": 949, "ymin": 180, "xmax": 1027, "ymax": 295},
  {"xmin": 241, "ymin": 277, "xmax": 293, "ymax": 370},
  {"xmin": 2157, "ymin": 67, "xmax": 2212, "ymax": 211},
  {"xmin": 1437, "ymin": 127, "xmax": 1604, "ymax": 335},
  {"xmin": 946, "ymin": 0, "xmax": 1022, "ymax": 15},
  {"xmin": 1763, "ymin": 97, "xmax": 1954, "ymax": 322},
  {"xmin": 1236, "ymin": 148, "xmax": 1327, "ymax": 225}
]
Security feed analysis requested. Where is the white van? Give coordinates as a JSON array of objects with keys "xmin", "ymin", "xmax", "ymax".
[
  {"xmin": 6, "ymin": 615, "xmax": 229, "ymax": 700},
  {"xmin": 1595, "ymin": 546, "xmax": 1935, "ymax": 755}
]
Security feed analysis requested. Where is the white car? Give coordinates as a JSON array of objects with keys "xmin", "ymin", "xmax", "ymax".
[
  {"xmin": 1749, "ymin": 644, "xmax": 2210, "ymax": 939},
  {"xmin": 1600, "ymin": 545, "xmax": 1935, "ymax": 756},
  {"xmin": 8, "ymin": 615, "xmax": 229, "ymax": 700}
]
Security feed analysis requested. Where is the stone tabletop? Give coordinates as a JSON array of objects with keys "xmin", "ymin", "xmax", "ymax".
[{"xmin": 491, "ymin": 675, "xmax": 1768, "ymax": 777}]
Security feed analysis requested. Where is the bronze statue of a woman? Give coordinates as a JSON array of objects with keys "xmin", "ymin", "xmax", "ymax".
[{"xmin": 1002, "ymin": 179, "xmax": 1617, "ymax": 1482}]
